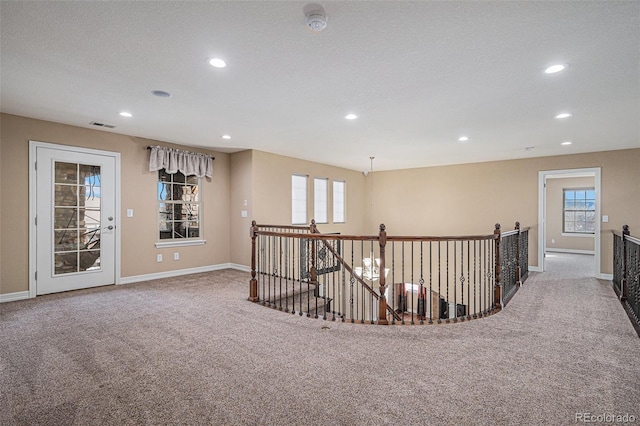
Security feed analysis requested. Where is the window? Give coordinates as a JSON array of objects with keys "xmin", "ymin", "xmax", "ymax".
[
  {"xmin": 314, "ymin": 178, "xmax": 328, "ymax": 224},
  {"xmin": 158, "ymin": 170, "xmax": 201, "ymax": 240},
  {"xmin": 292, "ymin": 174, "xmax": 308, "ymax": 225},
  {"xmin": 563, "ymin": 188, "xmax": 595, "ymax": 233},
  {"xmin": 333, "ymin": 180, "xmax": 345, "ymax": 223}
]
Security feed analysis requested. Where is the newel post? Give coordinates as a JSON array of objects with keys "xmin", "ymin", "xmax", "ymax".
[
  {"xmin": 378, "ymin": 223, "xmax": 389, "ymax": 325},
  {"xmin": 621, "ymin": 225, "xmax": 630, "ymax": 302},
  {"xmin": 249, "ymin": 220, "xmax": 259, "ymax": 302},
  {"xmin": 515, "ymin": 221, "xmax": 522, "ymax": 286},
  {"xmin": 494, "ymin": 223, "xmax": 502, "ymax": 311},
  {"xmin": 309, "ymin": 220, "xmax": 318, "ymax": 317}
]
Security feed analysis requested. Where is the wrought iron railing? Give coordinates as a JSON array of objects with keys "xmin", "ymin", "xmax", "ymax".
[
  {"xmin": 249, "ymin": 220, "xmax": 530, "ymax": 325},
  {"xmin": 500, "ymin": 222, "xmax": 531, "ymax": 307},
  {"xmin": 612, "ymin": 225, "xmax": 640, "ymax": 334}
]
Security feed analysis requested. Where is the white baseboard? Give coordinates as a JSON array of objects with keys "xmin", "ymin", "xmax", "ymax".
[
  {"xmin": 228, "ymin": 263, "xmax": 251, "ymax": 272},
  {"xmin": 528, "ymin": 265, "xmax": 542, "ymax": 272},
  {"xmin": 0, "ymin": 291, "xmax": 30, "ymax": 303},
  {"xmin": 545, "ymin": 248, "xmax": 595, "ymax": 255},
  {"xmin": 598, "ymin": 273, "xmax": 613, "ymax": 280},
  {"xmin": 119, "ymin": 263, "xmax": 236, "ymax": 285}
]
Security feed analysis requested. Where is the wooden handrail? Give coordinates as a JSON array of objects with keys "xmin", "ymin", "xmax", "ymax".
[
  {"xmin": 310, "ymin": 225, "xmax": 402, "ymax": 322},
  {"xmin": 250, "ymin": 220, "xmax": 530, "ymax": 324}
]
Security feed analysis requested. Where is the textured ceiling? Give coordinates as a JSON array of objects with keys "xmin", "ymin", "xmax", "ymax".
[{"xmin": 1, "ymin": 1, "xmax": 639, "ymax": 172}]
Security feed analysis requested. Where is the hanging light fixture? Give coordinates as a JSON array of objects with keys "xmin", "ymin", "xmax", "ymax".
[{"xmin": 369, "ymin": 156, "xmax": 374, "ymax": 235}]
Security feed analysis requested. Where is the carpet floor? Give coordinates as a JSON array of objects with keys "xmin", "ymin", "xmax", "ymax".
[{"xmin": 1, "ymin": 253, "xmax": 638, "ymax": 425}]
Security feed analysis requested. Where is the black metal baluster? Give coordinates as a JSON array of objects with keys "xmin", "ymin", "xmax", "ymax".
[
  {"xmin": 445, "ymin": 240, "xmax": 450, "ymax": 323},
  {"xmin": 419, "ymin": 241, "xmax": 425, "ymax": 325},
  {"xmin": 299, "ymin": 238, "xmax": 304, "ymax": 316},
  {"xmin": 473, "ymin": 240, "xmax": 477, "ymax": 319},
  {"xmin": 429, "ymin": 241, "xmax": 433, "ymax": 324},
  {"xmin": 279, "ymin": 236, "xmax": 283, "ymax": 311},
  {"xmin": 437, "ymin": 241, "xmax": 442, "ymax": 324},
  {"xmin": 466, "ymin": 240, "xmax": 471, "ymax": 320},
  {"xmin": 453, "ymin": 240, "xmax": 457, "ymax": 323},
  {"xmin": 391, "ymin": 242, "xmax": 396, "ymax": 325}
]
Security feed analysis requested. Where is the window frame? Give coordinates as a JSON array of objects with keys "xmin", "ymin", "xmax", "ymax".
[
  {"xmin": 332, "ymin": 180, "xmax": 346, "ymax": 224},
  {"xmin": 155, "ymin": 170, "xmax": 205, "ymax": 248},
  {"xmin": 313, "ymin": 177, "xmax": 329, "ymax": 224},
  {"xmin": 291, "ymin": 174, "xmax": 308, "ymax": 225},
  {"xmin": 562, "ymin": 187, "xmax": 596, "ymax": 235}
]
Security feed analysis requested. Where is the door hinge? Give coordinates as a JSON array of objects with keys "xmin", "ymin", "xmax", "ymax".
[
  {"xmin": 35, "ymin": 271, "xmax": 37, "ymax": 280},
  {"xmin": 35, "ymin": 216, "xmax": 37, "ymax": 226},
  {"xmin": 35, "ymin": 161, "xmax": 37, "ymax": 171}
]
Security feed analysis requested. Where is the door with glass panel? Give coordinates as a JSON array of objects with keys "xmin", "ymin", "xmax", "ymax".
[{"xmin": 36, "ymin": 147, "xmax": 116, "ymax": 295}]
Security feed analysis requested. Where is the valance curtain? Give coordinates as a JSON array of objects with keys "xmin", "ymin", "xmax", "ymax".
[{"xmin": 148, "ymin": 145, "xmax": 214, "ymax": 178}]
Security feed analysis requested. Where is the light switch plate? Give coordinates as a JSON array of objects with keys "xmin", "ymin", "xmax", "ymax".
[
  {"xmin": 127, "ymin": 209, "xmax": 134, "ymax": 217},
  {"xmin": 241, "ymin": 210, "xmax": 248, "ymax": 218},
  {"xmin": 602, "ymin": 215, "xmax": 609, "ymax": 223}
]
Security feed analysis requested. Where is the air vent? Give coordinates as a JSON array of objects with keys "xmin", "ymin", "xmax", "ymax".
[{"xmin": 89, "ymin": 121, "xmax": 116, "ymax": 129}]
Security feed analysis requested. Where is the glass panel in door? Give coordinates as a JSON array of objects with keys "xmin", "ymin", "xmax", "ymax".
[{"xmin": 53, "ymin": 162, "xmax": 102, "ymax": 275}]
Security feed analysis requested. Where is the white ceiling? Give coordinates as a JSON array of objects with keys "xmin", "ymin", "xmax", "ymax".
[{"xmin": 1, "ymin": 1, "xmax": 639, "ymax": 172}]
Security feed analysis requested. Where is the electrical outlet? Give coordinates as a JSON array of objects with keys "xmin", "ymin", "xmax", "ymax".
[
  {"xmin": 174, "ymin": 252, "xmax": 179, "ymax": 261},
  {"xmin": 127, "ymin": 209, "xmax": 134, "ymax": 217},
  {"xmin": 551, "ymin": 239, "xmax": 555, "ymax": 244},
  {"xmin": 157, "ymin": 254, "xmax": 163, "ymax": 262}
]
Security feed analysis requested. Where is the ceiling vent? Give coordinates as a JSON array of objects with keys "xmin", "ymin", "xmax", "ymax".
[
  {"xmin": 304, "ymin": 4, "xmax": 327, "ymax": 32},
  {"xmin": 90, "ymin": 121, "xmax": 116, "ymax": 129}
]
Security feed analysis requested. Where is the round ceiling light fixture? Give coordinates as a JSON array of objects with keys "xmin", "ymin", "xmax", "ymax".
[
  {"xmin": 555, "ymin": 112, "xmax": 573, "ymax": 119},
  {"xmin": 304, "ymin": 4, "xmax": 327, "ymax": 32},
  {"xmin": 151, "ymin": 90, "xmax": 171, "ymax": 98},
  {"xmin": 544, "ymin": 64, "xmax": 566, "ymax": 74},
  {"xmin": 209, "ymin": 58, "xmax": 227, "ymax": 68}
]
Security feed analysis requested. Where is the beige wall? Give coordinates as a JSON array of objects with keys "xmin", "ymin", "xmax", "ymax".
[
  {"xmin": 372, "ymin": 149, "xmax": 640, "ymax": 274},
  {"xmin": 251, "ymin": 150, "xmax": 368, "ymax": 233},
  {"xmin": 229, "ymin": 150, "xmax": 368, "ymax": 268},
  {"xmin": 2, "ymin": 111, "xmax": 638, "ymax": 296},
  {"xmin": 229, "ymin": 150, "xmax": 253, "ymax": 267},
  {"xmin": 0, "ymin": 113, "xmax": 231, "ymax": 294},
  {"xmin": 545, "ymin": 176, "xmax": 595, "ymax": 252}
]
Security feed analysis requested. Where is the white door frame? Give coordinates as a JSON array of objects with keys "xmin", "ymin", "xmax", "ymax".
[
  {"xmin": 537, "ymin": 167, "xmax": 601, "ymax": 277},
  {"xmin": 29, "ymin": 141, "xmax": 122, "ymax": 298}
]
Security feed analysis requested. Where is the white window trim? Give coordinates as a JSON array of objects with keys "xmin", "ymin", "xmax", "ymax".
[
  {"xmin": 155, "ymin": 239, "xmax": 206, "ymax": 249},
  {"xmin": 561, "ymin": 233, "xmax": 594, "ymax": 238},
  {"xmin": 158, "ymin": 171, "xmax": 204, "ymax": 243},
  {"xmin": 292, "ymin": 174, "xmax": 308, "ymax": 225},
  {"xmin": 333, "ymin": 180, "xmax": 346, "ymax": 224},
  {"xmin": 314, "ymin": 177, "xmax": 329, "ymax": 224}
]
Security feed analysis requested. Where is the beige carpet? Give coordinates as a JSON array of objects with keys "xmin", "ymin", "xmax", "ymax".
[{"xmin": 1, "ymin": 253, "xmax": 638, "ymax": 425}]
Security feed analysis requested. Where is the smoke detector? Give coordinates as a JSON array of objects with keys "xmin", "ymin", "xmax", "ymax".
[{"xmin": 304, "ymin": 4, "xmax": 327, "ymax": 32}]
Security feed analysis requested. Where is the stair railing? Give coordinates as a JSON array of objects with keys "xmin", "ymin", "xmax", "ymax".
[
  {"xmin": 613, "ymin": 225, "xmax": 640, "ymax": 333},
  {"xmin": 249, "ymin": 220, "xmax": 529, "ymax": 325}
]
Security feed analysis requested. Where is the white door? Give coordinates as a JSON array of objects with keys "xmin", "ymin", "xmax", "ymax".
[{"xmin": 35, "ymin": 146, "xmax": 117, "ymax": 295}]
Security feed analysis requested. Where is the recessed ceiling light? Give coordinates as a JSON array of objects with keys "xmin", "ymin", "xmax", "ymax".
[
  {"xmin": 458, "ymin": 136, "xmax": 469, "ymax": 142},
  {"xmin": 119, "ymin": 111, "xmax": 132, "ymax": 118},
  {"xmin": 222, "ymin": 135, "xmax": 231, "ymax": 140},
  {"xmin": 151, "ymin": 90, "xmax": 171, "ymax": 98},
  {"xmin": 544, "ymin": 64, "xmax": 566, "ymax": 74},
  {"xmin": 561, "ymin": 141, "xmax": 572, "ymax": 146},
  {"xmin": 209, "ymin": 58, "xmax": 227, "ymax": 68},
  {"xmin": 555, "ymin": 113, "xmax": 573, "ymax": 119},
  {"xmin": 345, "ymin": 114, "xmax": 357, "ymax": 120}
]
